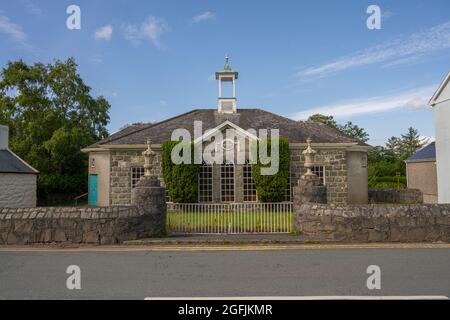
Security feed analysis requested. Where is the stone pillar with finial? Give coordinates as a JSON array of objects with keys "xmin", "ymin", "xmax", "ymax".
[
  {"xmin": 302, "ymin": 138, "xmax": 317, "ymax": 180},
  {"xmin": 131, "ymin": 138, "xmax": 166, "ymax": 234},
  {"xmin": 143, "ymin": 138, "xmax": 155, "ymax": 177},
  {"xmin": 293, "ymin": 138, "xmax": 327, "ymax": 206}
]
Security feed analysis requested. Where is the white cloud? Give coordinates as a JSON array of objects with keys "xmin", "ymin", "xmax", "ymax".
[
  {"xmin": 0, "ymin": 14, "xmax": 32, "ymax": 49},
  {"xmin": 298, "ymin": 21, "xmax": 450, "ymax": 79},
  {"xmin": 123, "ymin": 16, "xmax": 169, "ymax": 48},
  {"xmin": 191, "ymin": 11, "xmax": 216, "ymax": 23},
  {"xmin": 419, "ymin": 136, "xmax": 435, "ymax": 145},
  {"xmin": 95, "ymin": 25, "xmax": 113, "ymax": 41},
  {"xmin": 291, "ymin": 85, "xmax": 436, "ymax": 120}
]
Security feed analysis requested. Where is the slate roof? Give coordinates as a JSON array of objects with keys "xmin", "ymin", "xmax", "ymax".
[
  {"xmin": 406, "ymin": 142, "xmax": 436, "ymax": 162},
  {"xmin": 88, "ymin": 108, "xmax": 368, "ymax": 148},
  {"xmin": 0, "ymin": 149, "xmax": 38, "ymax": 174}
]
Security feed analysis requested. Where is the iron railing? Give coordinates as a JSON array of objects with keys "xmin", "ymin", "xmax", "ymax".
[{"xmin": 167, "ymin": 202, "xmax": 293, "ymax": 234}]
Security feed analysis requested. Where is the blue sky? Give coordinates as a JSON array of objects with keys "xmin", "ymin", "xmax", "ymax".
[{"xmin": 1, "ymin": 0, "xmax": 450, "ymax": 145}]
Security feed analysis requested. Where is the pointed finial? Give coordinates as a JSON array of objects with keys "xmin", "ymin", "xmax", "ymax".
[{"xmin": 146, "ymin": 138, "xmax": 152, "ymax": 149}]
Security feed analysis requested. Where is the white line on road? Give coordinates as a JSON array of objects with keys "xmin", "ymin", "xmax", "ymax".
[{"xmin": 145, "ymin": 296, "xmax": 449, "ymax": 300}]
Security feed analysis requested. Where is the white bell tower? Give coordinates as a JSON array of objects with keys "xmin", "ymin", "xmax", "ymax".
[{"xmin": 216, "ymin": 55, "xmax": 238, "ymax": 114}]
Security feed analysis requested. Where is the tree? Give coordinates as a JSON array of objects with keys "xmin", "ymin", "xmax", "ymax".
[
  {"xmin": 399, "ymin": 127, "xmax": 426, "ymax": 158},
  {"xmin": 339, "ymin": 121, "xmax": 370, "ymax": 143},
  {"xmin": 307, "ymin": 114, "xmax": 370, "ymax": 143},
  {"xmin": 386, "ymin": 136, "xmax": 401, "ymax": 156},
  {"xmin": 0, "ymin": 58, "xmax": 110, "ymax": 202},
  {"xmin": 307, "ymin": 114, "xmax": 338, "ymax": 129}
]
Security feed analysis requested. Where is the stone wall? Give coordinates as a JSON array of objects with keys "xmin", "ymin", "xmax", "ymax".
[
  {"xmin": 290, "ymin": 148, "xmax": 347, "ymax": 204},
  {"xmin": 369, "ymin": 189, "xmax": 423, "ymax": 204},
  {"xmin": 0, "ymin": 176, "xmax": 167, "ymax": 245},
  {"xmin": 0, "ymin": 207, "xmax": 159, "ymax": 245},
  {"xmin": 294, "ymin": 203, "xmax": 450, "ymax": 242},
  {"xmin": 0, "ymin": 173, "xmax": 37, "ymax": 208},
  {"xmin": 110, "ymin": 150, "xmax": 163, "ymax": 206}
]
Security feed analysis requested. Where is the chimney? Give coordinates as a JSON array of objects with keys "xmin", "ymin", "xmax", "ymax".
[{"xmin": 0, "ymin": 125, "xmax": 9, "ymax": 150}]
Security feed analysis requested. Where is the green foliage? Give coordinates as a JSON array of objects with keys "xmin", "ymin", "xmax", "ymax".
[
  {"xmin": 0, "ymin": 58, "xmax": 110, "ymax": 200},
  {"xmin": 307, "ymin": 114, "xmax": 338, "ymax": 129},
  {"xmin": 252, "ymin": 138, "xmax": 290, "ymax": 202},
  {"xmin": 367, "ymin": 127, "xmax": 427, "ymax": 189},
  {"xmin": 161, "ymin": 141, "xmax": 199, "ymax": 203},
  {"xmin": 307, "ymin": 114, "xmax": 370, "ymax": 143},
  {"xmin": 368, "ymin": 176, "xmax": 407, "ymax": 189},
  {"xmin": 308, "ymin": 115, "xmax": 427, "ymax": 190}
]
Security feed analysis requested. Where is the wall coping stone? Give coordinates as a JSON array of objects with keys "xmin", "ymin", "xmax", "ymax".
[{"xmin": 0, "ymin": 206, "xmax": 143, "ymax": 220}]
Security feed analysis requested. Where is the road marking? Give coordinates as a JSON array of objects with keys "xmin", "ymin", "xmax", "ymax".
[
  {"xmin": 0, "ymin": 243, "xmax": 450, "ymax": 253},
  {"xmin": 145, "ymin": 296, "xmax": 449, "ymax": 300}
]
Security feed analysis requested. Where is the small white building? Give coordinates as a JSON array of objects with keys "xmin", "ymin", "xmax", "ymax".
[
  {"xmin": 0, "ymin": 125, "xmax": 38, "ymax": 208},
  {"xmin": 429, "ymin": 71, "xmax": 450, "ymax": 204}
]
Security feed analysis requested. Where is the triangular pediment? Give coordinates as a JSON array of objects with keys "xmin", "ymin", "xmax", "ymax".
[
  {"xmin": 430, "ymin": 71, "xmax": 450, "ymax": 106},
  {"xmin": 193, "ymin": 120, "xmax": 259, "ymax": 144}
]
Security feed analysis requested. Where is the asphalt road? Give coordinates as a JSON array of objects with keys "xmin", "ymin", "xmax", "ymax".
[{"xmin": 0, "ymin": 246, "xmax": 449, "ymax": 299}]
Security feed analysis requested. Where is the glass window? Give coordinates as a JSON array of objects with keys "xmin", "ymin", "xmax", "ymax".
[
  {"xmin": 243, "ymin": 164, "xmax": 257, "ymax": 202},
  {"xmin": 131, "ymin": 167, "xmax": 145, "ymax": 189},
  {"xmin": 198, "ymin": 164, "xmax": 213, "ymax": 203},
  {"xmin": 221, "ymin": 164, "xmax": 235, "ymax": 202},
  {"xmin": 313, "ymin": 166, "xmax": 325, "ymax": 185}
]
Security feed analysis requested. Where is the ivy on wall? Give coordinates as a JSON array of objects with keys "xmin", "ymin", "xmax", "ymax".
[
  {"xmin": 252, "ymin": 137, "xmax": 291, "ymax": 202},
  {"xmin": 162, "ymin": 141, "xmax": 199, "ymax": 203}
]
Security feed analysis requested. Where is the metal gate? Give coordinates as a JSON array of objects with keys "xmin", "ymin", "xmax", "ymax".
[{"xmin": 167, "ymin": 202, "xmax": 293, "ymax": 234}]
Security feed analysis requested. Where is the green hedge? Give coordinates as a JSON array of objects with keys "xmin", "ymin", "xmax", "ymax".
[
  {"xmin": 162, "ymin": 141, "xmax": 199, "ymax": 203},
  {"xmin": 252, "ymin": 138, "xmax": 290, "ymax": 202}
]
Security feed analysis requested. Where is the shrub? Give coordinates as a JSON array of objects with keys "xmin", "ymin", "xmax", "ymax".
[
  {"xmin": 162, "ymin": 141, "xmax": 199, "ymax": 203},
  {"xmin": 252, "ymin": 138, "xmax": 290, "ymax": 202}
]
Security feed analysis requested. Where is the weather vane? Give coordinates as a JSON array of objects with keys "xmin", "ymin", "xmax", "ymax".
[{"xmin": 224, "ymin": 54, "xmax": 232, "ymax": 70}]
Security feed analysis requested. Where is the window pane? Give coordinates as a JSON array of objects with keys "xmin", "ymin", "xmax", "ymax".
[
  {"xmin": 313, "ymin": 166, "xmax": 325, "ymax": 185},
  {"xmin": 243, "ymin": 164, "xmax": 257, "ymax": 202},
  {"xmin": 198, "ymin": 165, "xmax": 213, "ymax": 203},
  {"xmin": 221, "ymin": 164, "xmax": 235, "ymax": 202},
  {"xmin": 131, "ymin": 167, "xmax": 145, "ymax": 189}
]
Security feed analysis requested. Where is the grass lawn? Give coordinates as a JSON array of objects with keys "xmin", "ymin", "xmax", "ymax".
[{"xmin": 167, "ymin": 210, "xmax": 293, "ymax": 233}]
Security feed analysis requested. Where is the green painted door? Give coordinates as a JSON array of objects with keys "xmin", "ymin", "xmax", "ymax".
[{"xmin": 88, "ymin": 174, "xmax": 98, "ymax": 206}]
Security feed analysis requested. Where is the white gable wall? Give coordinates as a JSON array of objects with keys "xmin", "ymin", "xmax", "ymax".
[
  {"xmin": 433, "ymin": 74, "xmax": 450, "ymax": 204},
  {"xmin": 0, "ymin": 173, "xmax": 37, "ymax": 208}
]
